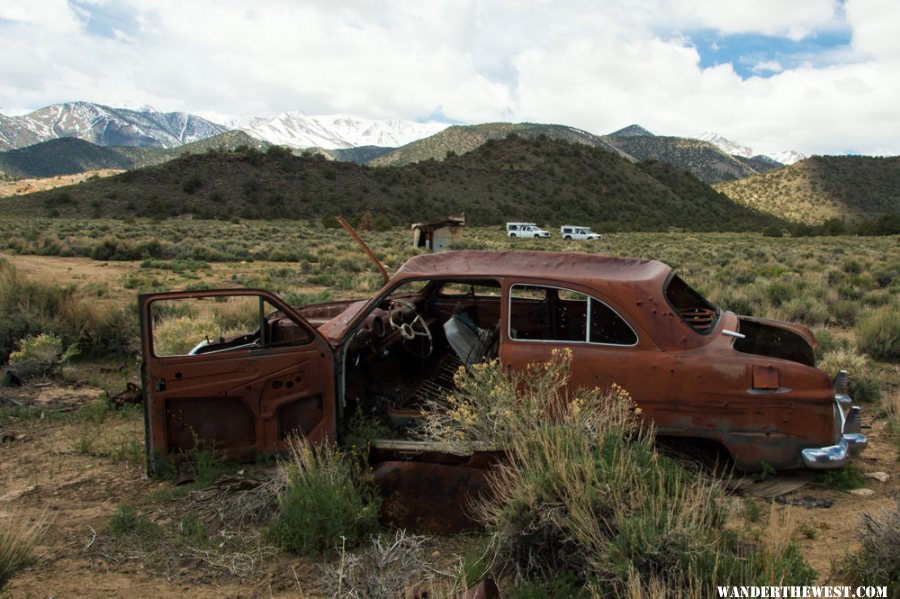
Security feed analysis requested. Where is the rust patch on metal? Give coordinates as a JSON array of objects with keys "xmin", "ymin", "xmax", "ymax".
[
  {"xmin": 753, "ymin": 365, "xmax": 780, "ymax": 390},
  {"xmin": 372, "ymin": 453, "xmax": 500, "ymax": 534}
]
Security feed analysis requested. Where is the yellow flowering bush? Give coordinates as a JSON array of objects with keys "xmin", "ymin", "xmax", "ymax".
[{"xmin": 418, "ymin": 351, "xmax": 815, "ymax": 595}]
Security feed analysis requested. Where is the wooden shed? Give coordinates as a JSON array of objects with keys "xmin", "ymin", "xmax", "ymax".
[{"xmin": 411, "ymin": 215, "xmax": 465, "ymax": 252}]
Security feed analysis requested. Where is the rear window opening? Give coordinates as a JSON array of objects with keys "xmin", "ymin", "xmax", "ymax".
[
  {"xmin": 733, "ymin": 318, "xmax": 816, "ymax": 367},
  {"xmin": 665, "ymin": 274, "xmax": 719, "ymax": 334}
]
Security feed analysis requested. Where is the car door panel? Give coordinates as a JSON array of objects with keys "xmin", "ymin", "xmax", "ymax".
[{"xmin": 140, "ymin": 289, "xmax": 335, "ymax": 473}]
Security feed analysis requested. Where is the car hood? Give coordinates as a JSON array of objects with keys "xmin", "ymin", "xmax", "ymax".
[{"xmin": 310, "ymin": 299, "xmax": 371, "ymax": 345}]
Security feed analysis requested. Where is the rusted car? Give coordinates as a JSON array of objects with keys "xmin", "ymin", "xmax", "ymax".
[{"xmin": 139, "ymin": 250, "xmax": 866, "ymax": 527}]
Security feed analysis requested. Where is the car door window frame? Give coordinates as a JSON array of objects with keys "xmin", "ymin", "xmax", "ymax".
[
  {"xmin": 147, "ymin": 295, "xmax": 319, "ymax": 359},
  {"xmin": 507, "ymin": 282, "xmax": 639, "ymax": 347}
]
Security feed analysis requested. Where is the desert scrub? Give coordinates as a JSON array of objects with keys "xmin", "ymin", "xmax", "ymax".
[
  {"xmin": 0, "ymin": 512, "xmax": 45, "ymax": 588},
  {"xmin": 856, "ymin": 304, "xmax": 900, "ymax": 361},
  {"xmin": 885, "ymin": 390, "xmax": 900, "ymax": 456},
  {"xmin": 267, "ymin": 436, "xmax": 380, "ymax": 555},
  {"xmin": 821, "ymin": 462, "xmax": 866, "ymax": 490},
  {"xmin": 0, "ymin": 259, "xmax": 136, "ymax": 361},
  {"xmin": 420, "ymin": 352, "xmax": 816, "ymax": 595},
  {"xmin": 838, "ymin": 499, "xmax": 900, "ymax": 597},
  {"xmin": 8, "ymin": 333, "xmax": 77, "ymax": 379},
  {"xmin": 107, "ymin": 504, "xmax": 157, "ymax": 537},
  {"xmin": 817, "ymin": 346, "xmax": 881, "ymax": 402},
  {"xmin": 151, "ymin": 312, "xmax": 252, "ymax": 356}
]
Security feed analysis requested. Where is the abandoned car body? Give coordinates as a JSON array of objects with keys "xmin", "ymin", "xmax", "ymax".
[{"xmin": 140, "ymin": 251, "xmax": 867, "ymax": 520}]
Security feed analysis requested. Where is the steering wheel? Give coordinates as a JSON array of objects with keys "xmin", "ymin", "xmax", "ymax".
[{"xmin": 389, "ymin": 299, "xmax": 433, "ymax": 357}]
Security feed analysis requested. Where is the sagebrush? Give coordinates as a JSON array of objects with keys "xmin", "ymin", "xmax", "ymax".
[
  {"xmin": 420, "ymin": 352, "xmax": 816, "ymax": 596},
  {"xmin": 267, "ymin": 436, "xmax": 380, "ymax": 555}
]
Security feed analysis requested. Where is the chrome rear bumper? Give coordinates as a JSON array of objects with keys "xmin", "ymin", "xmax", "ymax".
[
  {"xmin": 801, "ymin": 433, "xmax": 868, "ymax": 469},
  {"xmin": 802, "ymin": 372, "xmax": 868, "ymax": 469}
]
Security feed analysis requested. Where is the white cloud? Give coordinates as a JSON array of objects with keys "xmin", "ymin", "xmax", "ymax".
[
  {"xmin": 752, "ymin": 60, "xmax": 784, "ymax": 74},
  {"xmin": 662, "ymin": 0, "xmax": 841, "ymax": 40},
  {"xmin": 846, "ymin": 0, "xmax": 900, "ymax": 58},
  {"xmin": 0, "ymin": 0, "xmax": 898, "ymax": 155}
]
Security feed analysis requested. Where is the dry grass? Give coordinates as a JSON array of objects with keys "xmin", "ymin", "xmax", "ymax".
[
  {"xmin": 839, "ymin": 499, "xmax": 900, "ymax": 594},
  {"xmin": 883, "ymin": 387, "xmax": 900, "ymax": 457},
  {"xmin": 0, "ymin": 511, "xmax": 46, "ymax": 588},
  {"xmin": 321, "ymin": 530, "xmax": 434, "ymax": 599}
]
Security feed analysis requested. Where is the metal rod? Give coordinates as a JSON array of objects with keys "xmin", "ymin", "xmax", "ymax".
[{"xmin": 336, "ymin": 215, "xmax": 390, "ymax": 284}]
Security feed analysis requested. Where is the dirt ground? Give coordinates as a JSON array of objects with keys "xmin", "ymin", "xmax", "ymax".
[
  {"xmin": 1, "ymin": 250, "xmax": 898, "ymax": 596},
  {"xmin": 0, "ymin": 170, "xmax": 122, "ymax": 199},
  {"xmin": 0, "ymin": 380, "xmax": 478, "ymax": 598},
  {"xmin": 772, "ymin": 408, "xmax": 898, "ymax": 578},
  {"xmin": 2, "ymin": 377, "xmax": 897, "ymax": 597}
]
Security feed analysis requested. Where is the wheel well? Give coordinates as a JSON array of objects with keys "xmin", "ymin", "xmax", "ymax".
[{"xmin": 655, "ymin": 436, "xmax": 735, "ymax": 473}]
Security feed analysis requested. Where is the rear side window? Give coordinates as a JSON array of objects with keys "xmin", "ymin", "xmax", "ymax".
[
  {"xmin": 665, "ymin": 274, "xmax": 719, "ymax": 334},
  {"xmin": 589, "ymin": 299, "xmax": 637, "ymax": 345},
  {"xmin": 509, "ymin": 284, "xmax": 637, "ymax": 345}
]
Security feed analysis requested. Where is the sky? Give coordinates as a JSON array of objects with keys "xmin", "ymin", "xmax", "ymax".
[{"xmin": 1, "ymin": 0, "xmax": 898, "ymax": 156}]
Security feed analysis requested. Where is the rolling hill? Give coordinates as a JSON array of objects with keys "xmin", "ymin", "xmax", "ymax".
[
  {"xmin": 368, "ymin": 122, "xmax": 774, "ymax": 184},
  {"xmin": 368, "ymin": 123, "xmax": 626, "ymax": 166},
  {"xmin": 0, "ymin": 131, "xmax": 269, "ymax": 178},
  {"xmin": 601, "ymin": 134, "xmax": 766, "ymax": 183},
  {"xmin": 0, "ymin": 138, "xmax": 141, "ymax": 178},
  {"xmin": 4, "ymin": 135, "xmax": 782, "ymax": 232},
  {"xmin": 715, "ymin": 156, "xmax": 900, "ymax": 224}
]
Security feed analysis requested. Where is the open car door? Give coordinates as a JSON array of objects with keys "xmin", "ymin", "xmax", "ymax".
[{"xmin": 139, "ymin": 289, "xmax": 335, "ymax": 474}]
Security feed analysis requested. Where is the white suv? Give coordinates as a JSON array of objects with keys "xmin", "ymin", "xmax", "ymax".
[
  {"xmin": 506, "ymin": 222, "xmax": 551, "ymax": 238},
  {"xmin": 560, "ymin": 225, "xmax": 602, "ymax": 240}
]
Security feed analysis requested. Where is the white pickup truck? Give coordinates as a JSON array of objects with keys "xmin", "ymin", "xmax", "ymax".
[
  {"xmin": 506, "ymin": 222, "xmax": 551, "ymax": 238},
  {"xmin": 560, "ymin": 225, "xmax": 602, "ymax": 240}
]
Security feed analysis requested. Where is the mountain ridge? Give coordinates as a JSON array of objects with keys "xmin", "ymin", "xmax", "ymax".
[
  {"xmin": 0, "ymin": 101, "xmax": 228, "ymax": 151},
  {"xmin": 4, "ymin": 135, "xmax": 783, "ymax": 232},
  {"xmin": 0, "ymin": 131, "xmax": 268, "ymax": 178}
]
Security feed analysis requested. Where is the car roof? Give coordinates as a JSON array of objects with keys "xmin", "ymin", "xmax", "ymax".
[{"xmin": 394, "ymin": 250, "xmax": 671, "ymax": 287}]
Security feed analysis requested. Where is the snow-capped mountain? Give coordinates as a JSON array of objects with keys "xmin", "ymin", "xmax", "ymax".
[
  {"xmin": 697, "ymin": 131, "xmax": 806, "ymax": 165},
  {"xmin": 697, "ymin": 132, "xmax": 754, "ymax": 158},
  {"xmin": 768, "ymin": 150, "xmax": 807, "ymax": 165},
  {"xmin": 0, "ymin": 102, "xmax": 228, "ymax": 151},
  {"xmin": 241, "ymin": 112, "xmax": 450, "ymax": 149}
]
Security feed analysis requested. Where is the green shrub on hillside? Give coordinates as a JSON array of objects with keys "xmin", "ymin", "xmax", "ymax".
[
  {"xmin": 181, "ymin": 174, "xmax": 203, "ymax": 194},
  {"xmin": 0, "ymin": 259, "xmax": 136, "ymax": 362}
]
